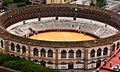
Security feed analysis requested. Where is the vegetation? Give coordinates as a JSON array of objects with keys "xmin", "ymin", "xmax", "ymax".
[
  {"xmin": 0, "ymin": 54, "xmax": 59, "ymax": 72},
  {"xmin": 3, "ymin": 0, "xmax": 29, "ymax": 8},
  {"xmin": 14, "ymin": 0, "xmax": 27, "ymax": 3},
  {"xmin": 15, "ymin": 2, "xmax": 26, "ymax": 7},
  {"xmin": 90, "ymin": 1, "xmax": 95, "ymax": 6},
  {"xmin": 3, "ymin": 0, "xmax": 14, "ymax": 6},
  {"xmin": 96, "ymin": 0, "xmax": 106, "ymax": 7},
  {"xmin": 13, "ymin": 0, "xmax": 29, "ymax": 4}
]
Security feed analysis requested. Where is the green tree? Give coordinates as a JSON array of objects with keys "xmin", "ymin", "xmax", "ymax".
[
  {"xmin": 16, "ymin": 2, "xmax": 26, "ymax": 7},
  {"xmin": 0, "ymin": 54, "xmax": 59, "ymax": 72},
  {"xmin": 3, "ymin": 0, "xmax": 14, "ymax": 6},
  {"xmin": 96, "ymin": 0, "xmax": 106, "ymax": 7},
  {"xmin": 90, "ymin": 1, "xmax": 95, "ymax": 6},
  {"xmin": 13, "ymin": 0, "xmax": 24, "ymax": 3}
]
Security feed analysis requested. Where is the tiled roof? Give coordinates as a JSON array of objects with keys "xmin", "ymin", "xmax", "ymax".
[{"xmin": 97, "ymin": 49, "xmax": 120, "ymax": 72}]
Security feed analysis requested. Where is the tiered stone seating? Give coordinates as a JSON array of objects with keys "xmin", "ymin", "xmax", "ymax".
[{"xmin": 7, "ymin": 17, "xmax": 118, "ymax": 38}]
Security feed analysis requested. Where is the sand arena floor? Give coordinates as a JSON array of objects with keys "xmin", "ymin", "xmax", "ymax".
[{"xmin": 29, "ymin": 31, "xmax": 96, "ymax": 41}]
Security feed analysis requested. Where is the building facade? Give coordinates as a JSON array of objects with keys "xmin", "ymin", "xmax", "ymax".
[
  {"xmin": 0, "ymin": 4, "xmax": 120, "ymax": 70},
  {"xmin": 46, "ymin": 0, "xmax": 77, "ymax": 4},
  {"xmin": 29, "ymin": 0, "xmax": 46, "ymax": 4}
]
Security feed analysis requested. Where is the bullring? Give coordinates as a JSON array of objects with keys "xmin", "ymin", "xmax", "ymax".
[{"xmin": 0, "ymin": 4, "xmax": 119, "ymax": 70}]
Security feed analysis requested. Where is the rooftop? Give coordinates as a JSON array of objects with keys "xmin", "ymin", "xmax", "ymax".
[{"xmin": 97, "ymin": 48, "xmax": 120, "ymax": 72}]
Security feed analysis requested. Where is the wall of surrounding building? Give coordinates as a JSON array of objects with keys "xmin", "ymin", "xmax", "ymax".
[{"xmin": 46, "ymin": 0, "xmax": 77, "ymax": 4}]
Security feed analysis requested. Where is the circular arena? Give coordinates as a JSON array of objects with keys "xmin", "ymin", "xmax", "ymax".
[{"xmin": 0, "ymin": 4, "xmax": 120, "ymax": 70}]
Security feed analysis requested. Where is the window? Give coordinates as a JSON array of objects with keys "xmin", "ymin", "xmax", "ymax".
[
  {"xmin": 96, "ymin": 60, "xmax": 101, "ymax": 68},
  {"xmin": 48, "ymin": 49, "xmax": 53, "ymax": 57},
  {"xmin": 76, "ymin": 50, "xmax": 81, "ymax": 58},
  {"xmin": 97, "ymin": 48, "xmax": 102, "ymax": 56},
  {"xmin": 68, "ymin": 50, "xmax": 74, "ymax": 58},
  {"xmin": 33, "ymin": 48, "xmax": 39, "ymax": 56},
  {"xmin": 117, "ymin": 42, "xmax": 120, "ymax": 49},
  {"xmin": 1, "ymin": 40, "xmax": 3, "ymax": 48},
  {"xmin": 16, "ymin": 44, "xmax": 20, "ymax": 52},
  {"xmin": 22, "ymin": 46, "xmax": 26, "ymax": 53},
  {"xmin": 90, "ymin": 49, "xmax": 95, "ymax": 57},
  {"xmin": 103, "ymin": 47, "xmax": 108, "ymax": 55},
  {"xmin": 61, "ymin": 50, "xmax": 66, "ymax": 58},
  {"xmin": 41, "ymin": 49, "xmax": 46, "ymax": 57},
  {"xmin": 112, "ymin": 44, "xmax": 115, "ymax": 52},
  {"xmin": 11, "ymin": 43, "xmax": 15, "ymax": 51},
  {"xmin": 71, "ymin": 25, "xmax": 74, "ymax": 27},
  {"xmin": 41, "ymin": 60, "xmax": 46, "ymax": 66}
]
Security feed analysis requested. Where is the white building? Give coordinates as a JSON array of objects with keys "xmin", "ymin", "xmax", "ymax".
[
  {"xmin": 70, "ymin": 0, "xmax": 92, "ymax": 6},
  {"xmin": 104, "ymin": 0, "xmax": 120, "ymax": 12}
]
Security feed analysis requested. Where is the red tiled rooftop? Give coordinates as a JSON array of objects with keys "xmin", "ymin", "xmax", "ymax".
[{"xmin": 97, "ymin": 49, "xmax": 120, "ymax": 72}]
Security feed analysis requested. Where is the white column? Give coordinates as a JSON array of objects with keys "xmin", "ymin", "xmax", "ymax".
[
  {"xmin": 53, "ymin": 53, "xmax": 55, "ymax": 58},
  {"xmin": 58, "ymin": 52, "xmax": 61, "ymax": 59},
  {"xmin": 38, "ymin": 51, "xmax": 40, "ymax": 56},
  {"xmin": 46, "ymin": 52, "xmax": 48, "ymax": 57},
  {"xmin": 74, "ymin": 52, "xmax": 76, "ymax": 59},
  {"xmin": 95, "ymin": 50, "xmax": 97, "ymax": 58},
  {"xmin": 25, "ymin": 50, "xmax": 28, "ymax": 55},
  {"xmin": 20, "ymin": 48, "xmax": 22, "ymax": 54},
  {"xmin": 108, "ymin": 49, "xmax": 110, "ymax": 56},
  {"xmin": 67, "ymin": 52, "xmax": 69, "ymax": 59},
  {"xmin": 15, "ymin": 47, "xmax": 17, "ymax": 52},
  {"xmin": 9, "ymin": 45, "xmax": 11, "ymax": 51},
  {"xmin": 101, "ymin": 50, "xmax": 103, "ymax": 57},
  {"xmin": 31, "ymin": 50, "xmax": 33, "ymax": 56}
]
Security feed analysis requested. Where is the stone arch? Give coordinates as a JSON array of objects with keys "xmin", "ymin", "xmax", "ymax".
[
  {"xmin": 97, "ymin": 48, "xmax": 102, "ymax": 56},
  {"xmin": 68, "ymin": 61, "xmax": 74, "ymax": 69},
  {"xmin": 11, "ymin": 43, "xmax": 15, "ymax": 51},
  {"xmin": 41, "ymin": 49, "xmax": 46, "ymax": 57},
  {"xmin": 68, "ymin": 50, "xmax": 74, "ymax": 58},
  {"xmin": 112, "ymin": 44, "xmax": 115, "ymax": 52},
  {"xmin": 22, "ymin": 46, "xmax": 26, "ymax": 53},
  {"xmin": 103, "ymin": 47, "xmax": 108, "ymax": 55},
  {"xmin": 41, "ymin": 60, "xmax": 46, "ymax": 66},
  {"xmin": 48, "ymin": 49, "xmax": 53, "ymax": 57},
  {"xmin": 117, "ymin": 42, "xmax": 120, "ymax": 49},
  {"xmin": 33, "ymin": 48, "xmax": 39, "ymax": 56},
  {"xmin": 96, "ymin": 60, "xmax": 101, "ymax": 68},
  {"xmin": 61, "ymin": 50, "xmax": 67, "ymax": 58},
  {"xmin": 90, "ymin": 49, "xmax": 95, "ymax": 57},
  {"xmin": 90, "ymin": 61, "xmax": 95, "ymax": 69},
  {"xmin": 76, "ymin": 49, "xmax": 81, "ymax": 58},
  {"xmin": 16, "ymin": 44, "xmax": 21, "ymax": 52}
]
